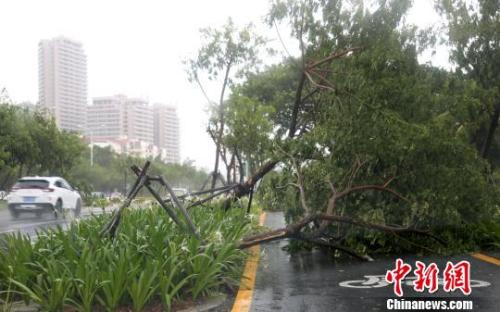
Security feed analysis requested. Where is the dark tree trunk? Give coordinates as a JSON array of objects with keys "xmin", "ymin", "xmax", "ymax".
[
  {"xmin": 0, "ymin": 170, "xmax": 12, "ymax": 190},
  {"xmin": 480, "ymin": 102, "xmax": 500, "ymax": 159},
  {"xmin": 289, "ymin": 71, "xmax": 306, "ymax": 138}
]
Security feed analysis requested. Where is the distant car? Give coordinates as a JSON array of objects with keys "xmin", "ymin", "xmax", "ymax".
[
  {"xmin": 172, "ymin": 188, "xmax": 189, "ymax": 197},
  {"xmin": 109, "ymin": 192, "xmax": 123, "ymax": 200},
  {"xmin": 91, "ymin": 191, "xmax": 106, "ymax": 198},
  {"xmin": 6, "ymin": 177, "xmax": 82, "ymax": 219}
]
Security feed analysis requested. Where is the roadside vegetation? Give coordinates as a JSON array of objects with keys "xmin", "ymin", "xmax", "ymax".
[
  {"xmin": 188, "ymin": 0, "xmax": 500, "ymax": 256},
  {"xmin": 0, "ymin": 103, "xmax": 207, "ymax": 198},
  {"xmin": 0, "ymin": 204, "xmax": 255, "ymax": 311}
]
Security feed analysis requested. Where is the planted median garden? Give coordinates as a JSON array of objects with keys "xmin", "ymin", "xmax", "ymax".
[{"xmin": 0, "ymin": 204, "xmax": 257, "ymax": 312}]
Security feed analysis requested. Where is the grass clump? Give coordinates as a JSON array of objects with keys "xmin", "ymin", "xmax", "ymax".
[{"xmin": 0, "ymin": 204, "xmax": 254, "ymax": 311}]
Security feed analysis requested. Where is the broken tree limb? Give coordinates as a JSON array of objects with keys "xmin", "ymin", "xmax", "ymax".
[
  {"xmin": 157, "ymin": 175, "xmax": 200, "ymax": 240},
  {"xmin": 186, "ymin": 184, "xmax": 239, "ymax": 209},
  {"xmin": 163, "ymin": 184, "xmax": 237, "ymax": 202},
  {"xmin": 230, "ymin": 159, "xmax": 280, "ymax": 200},
  {"xmin": 100, "ymin": 161, "xmax": 151, "ymax": 238},
  {"xmin": 200, "ymin": 172, "xmax": 212, "ymax": 191},
  {"xmin": 130, "ymin": 165, "xmax": 200, "ymax": 239},
  {"xmin": 295, "ymin": 235, "xmax": 373, "ymax": 261},
  {"xmin": 237, "ymin": 213, "xmax": 446, "ymax": 250},
  {"xmin": 306, "ymin": 47, "xmax": 362, "ymax": 70},
  {"xmin": 315, "ymin": 214, "xmax": 446, "ymax": 245},
  {"xmin": 246, "ymin": 185, "xmax": 254, "ymax": 214},
  {"xmin": 131, "ymin": 167, "xmax": 185, "ymax": 229}
]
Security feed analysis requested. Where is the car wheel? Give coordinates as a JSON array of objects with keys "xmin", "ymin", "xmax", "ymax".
[
  {"xmin": 54, "ymin": 199, "xmax": 63, "ymax": 219},
  {"xmin": 74, "ymin": 199, "xmax": 82, "ymax": 218}
]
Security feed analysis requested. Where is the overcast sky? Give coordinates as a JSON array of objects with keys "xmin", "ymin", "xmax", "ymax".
[{"xmin": 0, "ymin": 0, "xmax": 447, "ymax": 171}]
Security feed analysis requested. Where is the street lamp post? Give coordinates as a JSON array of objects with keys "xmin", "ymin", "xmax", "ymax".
[
  {"xmin": 77, "ymin": 124, "xmax": 105, "ymax": 167},
  {"xmin": 89, "ymin": 129, "xmax": 94, "ymax": 167}
]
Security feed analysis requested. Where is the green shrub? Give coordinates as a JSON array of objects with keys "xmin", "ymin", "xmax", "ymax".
[{"xmin": 0, "ymin": 204, "xmax": 253, "ymax": 311}]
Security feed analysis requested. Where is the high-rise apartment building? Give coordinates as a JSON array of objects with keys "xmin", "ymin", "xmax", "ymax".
[
  {"xmin": 38, "ymin": 36, "xmax": 87, "ymax": 132},
  {"xmin": 87, "ymin": 95, "xmax": 180, "ymax": 163},
  {"xmin": 126, "ymin": 98, "xmax": 154, "ymax": 144},
  {"xmin": 88, "ymin": 95, "xmax": 153, "ymax": 143},
  {"xmin": 87, "ymin": 95, "xmax": 126, "ymax": 139},
  {"xmin": 153, "ymin": 104, "xmax": 180, "ymax": 164}
]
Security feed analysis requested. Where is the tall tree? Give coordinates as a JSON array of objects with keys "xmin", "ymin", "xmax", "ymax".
[
  {"xmin": 437, "ymin": 0, "xmax": 500, "ymax": 161},
  {"xmin": 187, "ymin": 18, "xmax": 265, "ymax": 190},
  {"xmin": 198, "ymin": 0, "xmax": 500, "ymax": 254}
]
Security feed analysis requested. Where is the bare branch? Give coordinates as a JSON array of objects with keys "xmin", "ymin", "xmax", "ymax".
[
  {"xmin": 307, "ymin": 47, "xmax": 362, "ymax": 70},
  {"xmin": 335, "ymin": 184, "xmax": 410, "ymax": 203},
  {"xmin": 295, "ymin": 236, "xmax": 373, "ymax": 261},
  {"xmin": 238, "ymin": 213, "xmax": 445, "ymax": 249}
]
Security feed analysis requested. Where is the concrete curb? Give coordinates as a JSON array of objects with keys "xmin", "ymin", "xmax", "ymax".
[{"xmin": 6, "ymin": 294, "xmax": 228, "ymax": 312}]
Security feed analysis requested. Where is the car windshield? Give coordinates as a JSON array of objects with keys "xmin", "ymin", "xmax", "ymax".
[{"xmin": 13, "ymin": 180, "xmax": 49, "ymax": 189}]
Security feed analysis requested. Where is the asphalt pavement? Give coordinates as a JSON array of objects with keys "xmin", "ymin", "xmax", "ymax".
[
  {"xmin": 1, "ymin": 207, "xmax": 498, "ymax": 311},
  {"xmin": 0, "ymin": 205, "xmax": 108, "ymax": 236},
  {"xmin": 247, "ymin": 212, "xmax": 499, "ymax": 312}
]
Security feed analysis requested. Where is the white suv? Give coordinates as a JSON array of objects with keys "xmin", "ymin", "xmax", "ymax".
[{"xmin": 6, "ymin": 177, "xmax": 82, "ymax": 219}]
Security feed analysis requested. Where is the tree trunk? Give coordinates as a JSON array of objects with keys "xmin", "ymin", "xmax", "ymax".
[
  {"xmin": 211, "ymin": 62, "xmax": 232, "ymax": 191},
  {"xmin": 289, "ymin": 71, "xmax": 306, "ymax": 138},
  {"xmin": 0, "ymin": 170, "xmax": 12, "ymax": 190},
  {"xmin": 480, "ymin": 102, "xmax": 500, "ymax": 159}
]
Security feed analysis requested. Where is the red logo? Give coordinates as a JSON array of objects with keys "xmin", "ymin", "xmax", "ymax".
[
  {"xmin": 385, "ymin": 258, "xmax": 412, "ymax": 297},
  {"xmin": 413, "ymin": 261, "xmax": 439, "ymax": 293},
  {"xmin": 385, "ymin": 259, "xmax": 471, "ymax": 296},
  {"xmin": 443, "ymin": 261, "xmax": 471, "ymax": 295}
]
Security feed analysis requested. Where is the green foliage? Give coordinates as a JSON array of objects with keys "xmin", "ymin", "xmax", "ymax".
[
  {"xmin": 69, "ymin": 146, "xmax": 208, "ymax": 196},
  {"xmin": 224, "ymin": 0, "xmax": 500, "ymax": 255},
  {"xmin": 0, "ymin": 103, "xmax": 208, "ymax": 194},
  {"xmin": 0, "ymin": 104, "xmax": 85, "ymax": 188},
  {"xmin": 437, "ymin": 0, "xmax": 500, "ymax": 163},
  {"xmin": 187, "ymin": 18, "xmax": 267, "ymax": 185},
  {"xmin": 225, "ymin": 95, "xmax": 275, "ymax": 172},
  {"xmin": 0, "ymin": 205, "xmax": 252, "ymax": 311}
]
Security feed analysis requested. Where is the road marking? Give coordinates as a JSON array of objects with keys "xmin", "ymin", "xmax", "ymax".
[
  {"xmin": 471, "ymin": 253, "xmax": 500, "ymax": 266},
  {"xmin": 231, "ymin": 212, "xmax": 267, "ymax": 312},
  {"xmin": 339, "ymin": 275, "xmax": 490, "ymax": 288}
]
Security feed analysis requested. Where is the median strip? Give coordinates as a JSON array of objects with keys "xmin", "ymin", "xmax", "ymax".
[{"xmin": 231, "ymin": 212, "xmax": 267, "ymax": 312}]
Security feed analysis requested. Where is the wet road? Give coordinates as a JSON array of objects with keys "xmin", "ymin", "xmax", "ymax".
[
  {"xmin": 248, "ymin": 212, "xmax": 499, "ymax": 312},
  {"xmin": 0, "ymin": 205, "xmax": 109, "ymax": 236}
]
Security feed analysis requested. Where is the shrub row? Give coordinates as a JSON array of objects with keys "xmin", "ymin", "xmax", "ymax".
[{"xmin": 0, "ymin": 205, "xmax": 254, "ymax": 311}]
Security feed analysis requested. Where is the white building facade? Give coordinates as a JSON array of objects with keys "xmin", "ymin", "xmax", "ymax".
[
  {"xmin": 153, "ymin": 104, "xmax": 180, "ymax": 164},
  {"xmin": 87, "ymin": 95, "xmax": 179, "ymax": 163},
  {"xmin": 38, "ymin": 36, "xmax": 87, "ymax": 132}
]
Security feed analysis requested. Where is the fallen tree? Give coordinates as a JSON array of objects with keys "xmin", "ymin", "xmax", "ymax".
[{"xmin": 237, "ymin": 166, "xmax": 446, "ymax": 260}]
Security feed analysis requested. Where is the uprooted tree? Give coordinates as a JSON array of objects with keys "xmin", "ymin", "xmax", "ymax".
[{"xmin": 181, "ymin": 0, "xmax": 500, "ymax": 257}]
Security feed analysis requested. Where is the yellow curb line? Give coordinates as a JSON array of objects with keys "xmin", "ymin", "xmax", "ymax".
[
  {"xmin": 471, "ymin": 252, "xmax": 500, "ymax": 266},
  {"xmin": 231, "ymin": 212, "xmax": 267, "ymax": 312}
]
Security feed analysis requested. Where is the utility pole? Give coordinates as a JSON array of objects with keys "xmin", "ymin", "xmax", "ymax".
[{"xmin": 89, "ymin": 129, "xmax": 94, "ymax": 167}]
